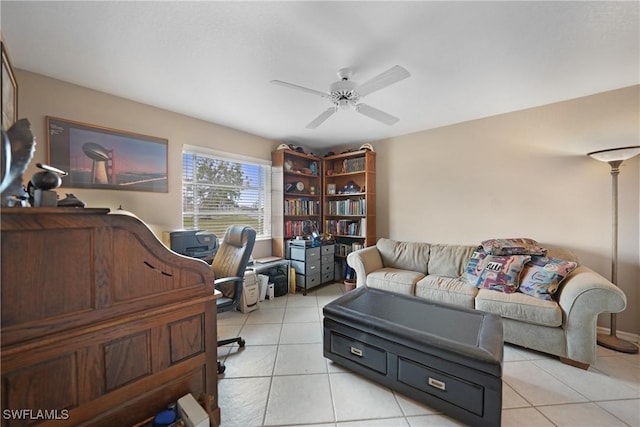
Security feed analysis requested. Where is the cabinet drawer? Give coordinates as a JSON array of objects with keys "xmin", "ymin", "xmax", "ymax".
[
  {"xmin": 397, "ymin": 357, "xmax": 484, "ymax": 416},
  {"xmin": 322, "ymin": 272, "xmax": 334, "ymax": 284},
  {"xmin": 330, "ymin": 331, "xmax": 387, "ymax": 374},
  {"xmin": 321, "ymin": 263, "xmax": 334, "ymax": 274},
  {"xmin": 296, "ymin": 273, "xmax": 321, "ymax": 289},
  {"xmin": 321, "ymin": 254, "xmax": 334, "ymax": 265},
  {"xmin": 291, "ymin": 260, "xmax": 320, "ymax": 275},
  {"xmin": 321, "ymin": 245, "xmax": 335, "ymax": 255},
  {"xmin": 290, "ymin": 246, "xmax": 320, "ymax": 261}
]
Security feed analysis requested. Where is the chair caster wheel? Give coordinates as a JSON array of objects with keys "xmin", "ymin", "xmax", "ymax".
[
  {"xmin": 217, "ymin": 361, "xmax": 225, "ymax": 374},
  {"xmin": 239, "ymin": 339, "xmax": 246, "ymax": 347}
]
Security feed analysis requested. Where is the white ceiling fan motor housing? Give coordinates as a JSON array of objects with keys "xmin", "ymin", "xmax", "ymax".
[{"xmin": 330, "ymin": 68, "xmax": 360, "ymax": 109}]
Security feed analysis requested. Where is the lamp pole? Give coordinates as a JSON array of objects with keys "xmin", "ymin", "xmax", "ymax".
[{"xmin": 588, "ymin": 146, "xmax": 640, "ymax": 354}]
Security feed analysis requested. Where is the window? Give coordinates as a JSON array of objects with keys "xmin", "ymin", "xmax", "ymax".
[{"xmin": 182, "ymin": 146, "xmax": 271, "ymax": 240}]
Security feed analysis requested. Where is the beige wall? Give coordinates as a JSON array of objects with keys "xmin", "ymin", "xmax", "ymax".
[
  {"xmin": 374, "ymin": 85, "xmax": 640, "ymax": 335},
  {"xmin": 16, "ymin": 70, "xmax": 279, "ymax": 258},
  {"xmin": 15, "ymin": 70, "xmax": 639, "ymax": 335}
]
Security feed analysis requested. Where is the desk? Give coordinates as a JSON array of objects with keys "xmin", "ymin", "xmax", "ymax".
[
  {"xmin": 247, "ymin": 258, "xmax": 291, "ymax": 293},
  {"xmin": 1, "ymin": 208, "xmax": 220, "ymax": 426}
]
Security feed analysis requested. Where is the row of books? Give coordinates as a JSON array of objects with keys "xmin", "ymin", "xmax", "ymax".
[
  {"xmin": 339, "ymin": 157, "xmax": 366, "ymax": 174},
  {"xmin": 336, "ymin": 242, "xmax": 364, "ymax": 257},
  {"xmin": 324, "ymin": 219, "xmax": 367, "ymax": 237},
  {"xmin": 284, "ymin": 199, "xmax": 320, "ymax": 216},
  {"xmin": 325, "ymin": 199, "xmax": 366, "ymax": 216},
  {"xmin": 284, "ymin": 220, "xmax": 318, "ymax": 238}
]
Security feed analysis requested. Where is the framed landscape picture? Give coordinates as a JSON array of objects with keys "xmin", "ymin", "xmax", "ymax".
[
  {"xmin": 47, "ymin": 116, "xmax": 168, "ymax": 193},
  {"xmin": 1, "ymin": 41, "xmax": 17, "ymax": 131}
]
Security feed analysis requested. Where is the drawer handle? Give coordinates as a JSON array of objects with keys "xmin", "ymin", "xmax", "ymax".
[
  {"xmin": 350, "ymin": 347, "xmax": 363, "ymax": 357},
  {"xmin": 428, "ymin": 377, "xmax": 446, "ymax": 391}
]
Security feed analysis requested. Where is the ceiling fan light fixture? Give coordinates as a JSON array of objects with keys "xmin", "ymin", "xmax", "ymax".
[{"xmin": 337, "ymin": 98, "xmax": 352, "ymax": 110}]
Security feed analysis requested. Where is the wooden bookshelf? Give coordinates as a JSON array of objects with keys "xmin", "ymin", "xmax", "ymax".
[
  {"xmin": 271, "ymin": 149, "xmax": 322, "ymax": 258},
  {"xmin": 322, "ymin": 149, "xmax": 376, "ymax": 266}
]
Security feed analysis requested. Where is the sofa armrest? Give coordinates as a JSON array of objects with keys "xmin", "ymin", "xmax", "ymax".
[
  {"xmin": 555, "ymin": 265, "xmax": 627, "ymax": 364},
  {"xmin": 347, "ymin": 246, "xmax": 384, "ymax": 288}
]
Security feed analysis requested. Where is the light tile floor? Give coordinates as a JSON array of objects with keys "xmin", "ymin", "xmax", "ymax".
[{"xmin": 217, "ymin": 283, "xmax": 640, "ymax": 427}]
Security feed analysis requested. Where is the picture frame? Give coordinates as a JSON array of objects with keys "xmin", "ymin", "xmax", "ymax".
[
  {"xmin": 47, "ymin": 116, "xmax": 169, "ymax": 193},
  {"xmin": 1, "ymin": 40, "xmax": 18, "ymax": 131},
  {"xmin": 327, "ymin": 183, "xmax": 336, "ymax": 195}
]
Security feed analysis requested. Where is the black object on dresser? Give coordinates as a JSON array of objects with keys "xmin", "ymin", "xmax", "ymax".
[{"xmin": 323, "ymin": 286, "xmax": 504, "ymax": 427}]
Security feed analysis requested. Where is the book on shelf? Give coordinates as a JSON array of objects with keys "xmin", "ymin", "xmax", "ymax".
[
  {"xmin": 325, "ymin": 198, "xmax": 366, "ymax": 215},
  {"xmin": 284, "ymin": 198, "xmax": 320, "ymax": 215},
  {"xmin": 324, "ymin": 218, "xmax": 367, "ymax": 236},
  {"xmin": 336, "ymin": 242, "xmax": 365, "ymax": 257},
  {"xmin": 285, "ymin": 220, "xmax": 318, "ymax": 238},
  {"xmin": 341, "ymin": 157, "xmax": 366, "ymax": 173}
]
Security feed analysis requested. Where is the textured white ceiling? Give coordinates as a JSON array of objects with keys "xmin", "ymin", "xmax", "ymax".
[{"xmin": 2, "ymin": 1, "xmax": 638, "ymax": 150}]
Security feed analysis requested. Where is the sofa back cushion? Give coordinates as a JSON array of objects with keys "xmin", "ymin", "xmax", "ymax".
[
  {"xmin": 376, "ymin": 238, "xmax": 430, "ymax": 274},
  {"xmin": 545, "ymin": 246, "xmax": 579, "ymax": 264},
  {"xmin": 428, "ymin": 244, "xmax": 478, "ymax": 278}
]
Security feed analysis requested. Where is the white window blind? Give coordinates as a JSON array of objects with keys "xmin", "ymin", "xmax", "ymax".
[{"xmin": 182, "ymin": 147, "xmax": 271, "ymax": 239}]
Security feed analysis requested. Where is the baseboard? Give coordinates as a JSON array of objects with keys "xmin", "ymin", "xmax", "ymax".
[{"xmin": 597, "ymin": 326, "xmax": 640, "ymax": 344}]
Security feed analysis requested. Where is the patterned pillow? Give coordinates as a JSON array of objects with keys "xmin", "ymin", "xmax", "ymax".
[
  {"xmin": 481, "ymin": 238, "xmax": 547, "ymax": 256},
  {"xmin": 519, "ymin": 256, "xmax": 578, "ymax": 300},
  {"xmin": 475, "ymin": 254, "xmax": 531, "ymax": 294},
  {"xmin": 461, "ymin": 246, "xmax": 487, "ymax": 285}
]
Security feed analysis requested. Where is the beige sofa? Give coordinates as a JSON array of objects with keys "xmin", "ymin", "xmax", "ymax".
[{"xmin": 346, "ymin": 238, "xmax": 627, "ymax": 368}]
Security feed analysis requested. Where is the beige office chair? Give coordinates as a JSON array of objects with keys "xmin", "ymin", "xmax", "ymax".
[{"xmin": 213, "ymin": 225, "xmax": 256, "ymax": 374}]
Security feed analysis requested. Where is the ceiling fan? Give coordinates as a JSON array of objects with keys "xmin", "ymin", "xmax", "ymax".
[{"xmin": 271, "ymin": 65, "xmax": 410, "ymax": 129}]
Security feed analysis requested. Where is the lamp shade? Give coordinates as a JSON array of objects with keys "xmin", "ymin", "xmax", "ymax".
[{"xmin": 587, "ymin": 145, "xmax": 640, "ymax": 163}]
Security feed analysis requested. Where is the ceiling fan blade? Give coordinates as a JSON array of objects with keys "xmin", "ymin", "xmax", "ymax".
[
  {"xmin": 306, "ymin": 108, "xmax": 336, "ymax": 129},
  {"xmin": 356, "ymin": 103, "xmax": 399, "ymax": 126},
  {"xmin": 271, "ymin": 80, "xmax": 329, "ymax": 98},
  {"xmin": 356, "ymin": 65, "xmax": 410, "ymax": 97}
]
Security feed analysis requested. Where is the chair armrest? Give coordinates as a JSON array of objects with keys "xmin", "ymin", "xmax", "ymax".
[
  {"xmin": 214, "ymin": 275, "xmax": 244, "ymax": 300},
  {"xmin": 214, "ymin": 276, "xmax": 244, "ymax": 286},
  {"xmin": 555, "ymin": 265, "xmax": 627, "ymax": 363},
  {"xmin": 347, "ymin": 246, "xmax": 384, "ymax": 288}
]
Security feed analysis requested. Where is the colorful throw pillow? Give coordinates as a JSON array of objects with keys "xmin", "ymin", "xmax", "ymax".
[
  {"xmin": 475, "ymin": 254, "xmax": 531, "ymax": 294},
  {"xmin": 461, "ymin": 246, "xmax": 487, "ymax": 285},
  {"xmin": 481, "ymin": 238, "xmax": 547, "ymax": 256},
  {"xmin": 519, "ymin": 256, "xmax": 578, "ymax": 300}
]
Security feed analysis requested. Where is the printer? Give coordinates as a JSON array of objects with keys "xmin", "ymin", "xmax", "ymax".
[{"xmin": 163, "ymin": 229, "xmax": 218, "ymax": 261}]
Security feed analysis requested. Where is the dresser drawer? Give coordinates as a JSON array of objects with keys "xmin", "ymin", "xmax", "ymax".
[
  {"xmin": 321, "ymin": 245, "xmax": 335, "ymax": 255},
  {"xmin": 296, "ymin": 273, "xmax": 321, "ymax": 289},
  {"xmin": 397, "ymin": 356, "xmax": 484, "ymax": 416},
  {"xmin": 322, "ymin": 272, "xmax": 334, "ymax": 284},
  {"xmin": 321, "ymin": 263, "xmax": 334, "ymax": 274},
  {"xmin": 291, "ymin": 259, "xmax": 320, "ymax": 275},
  {"xmin": 330, "ymin": 331, "xmax": 387, "ymax": 374},
  {"xmin": 321, "ymin": 254, "xmax": 334, "ymax": 265},
  {"xmin": 290, "ymin": 246, "xmax": 320, "ymax": 261}
]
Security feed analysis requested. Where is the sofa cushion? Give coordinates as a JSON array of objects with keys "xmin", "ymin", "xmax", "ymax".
[
  {"xmin": 461, "ymin": 246, "xmax": 487, "ymax": 285},
  {"xmin": 415, "ymin": 275, "xmax": 478, "ymax": 309},
  {"xmin": 519, "ymin": 256, "xmax": 578, "ymax": 300},
  {"xmin": 428, "ymin": 244, "xmax": 477, "ymax": 278},
  {"xmin": 366, "ymin": 268, "xmax": 424, "ymax": 295},
  {"xmin": 376, "ymin": 238, "xmax": 430, "ymax": 274},
  {"xmin": 481, "ymin": 238, "xmax": 547, "ymax": 256},
  {"xmin": 475, "ymin": 254, "xmax": 531, "ymax": 293},
  {"xmin": 475, "ymin": 289, "xmax": 563, "ymax": 327},
  {"xmin": 545, "ymin": 246, "xmax": 580, "ymax": 264}
]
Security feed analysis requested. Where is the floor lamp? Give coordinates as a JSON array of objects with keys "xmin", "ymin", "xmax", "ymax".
[{"xmin": 587, "ymin": 145, "xmax": 640, "ymax": 354}]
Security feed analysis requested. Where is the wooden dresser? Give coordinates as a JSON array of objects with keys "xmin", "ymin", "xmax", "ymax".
[{"xmin": 1, "ymin": 208, "xmax": 220, "ymax": 426}]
